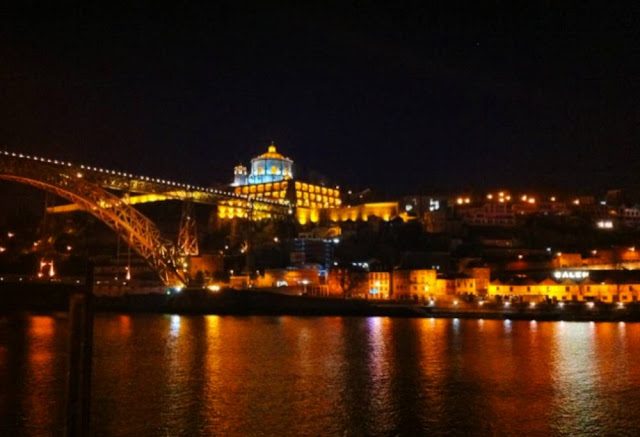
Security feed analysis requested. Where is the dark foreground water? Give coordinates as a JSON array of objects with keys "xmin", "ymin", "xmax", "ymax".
[{"xmin": 1, "ymin": 314, "xmax": 640, "ymax": 436}]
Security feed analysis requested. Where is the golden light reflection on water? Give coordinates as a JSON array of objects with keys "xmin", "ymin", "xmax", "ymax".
[
  {"xmin": 19, "ymin": 315, "xmax": 65, "ymax": 436},
  {"xmin": 5, "ymin": 315, "xmax": 640, "ymax": 435}
]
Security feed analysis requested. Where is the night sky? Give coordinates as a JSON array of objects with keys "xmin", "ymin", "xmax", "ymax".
[{"xmin": 2, "ymin": 2, "xmax": 640, "ymax": 196}]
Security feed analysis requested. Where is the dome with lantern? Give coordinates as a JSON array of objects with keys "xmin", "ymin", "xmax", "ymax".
[{"xmin": 246, "ymin": 142, "xmax": 294, "ymax": 185}]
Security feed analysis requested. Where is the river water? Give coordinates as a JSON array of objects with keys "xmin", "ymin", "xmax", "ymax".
[{"xmin": 1, "ymin": 314, "xmax": 639, "ymax": 436}]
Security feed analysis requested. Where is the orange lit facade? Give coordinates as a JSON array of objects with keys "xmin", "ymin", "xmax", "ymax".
[
  {"xmin": 368, "ymin": 271, "xmax": 391, "ymax": 299},
  {"xmin": 225, "ymin": 180, "xmax": 342, "ymax": 224},
  {"xmin": 433, "ymin": 275, "xmax": 477, "ymax": 296},
  {"xmin": 393, "ymin": 269, "xmax": 437, "ymax": 300},
  {"xmin": 325, "ymin": 202, "xmax": 403, "ymax": 222},
  {"xmin": 489, "ymin": 272, "xmax": 640, "ymax": 303},
  {"xmin": 465, "ymin": 267, "xmax": 491, "ymax": 294}
]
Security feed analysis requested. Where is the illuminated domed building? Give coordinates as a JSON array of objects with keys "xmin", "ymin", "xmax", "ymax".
[
  {"xmin": 221, "ymin": 142, "xmax": 404, "ymax": 225},
  {"xmin": 248, "ymin": 142, "xmax": 293, "ymax": 184},
  {"xmin": 222, "ymin": 142, "xmax": 342, "ymax": 224}
]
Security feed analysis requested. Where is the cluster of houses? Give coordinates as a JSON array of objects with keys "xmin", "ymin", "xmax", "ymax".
[{"xmin": 230, "ymin": 264, "xmax": 640, "ymax": 304}]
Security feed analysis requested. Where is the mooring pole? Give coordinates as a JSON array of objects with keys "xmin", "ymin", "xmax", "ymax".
[{"xmin": 64, "ymin": 263, "xmax": 94, "ymax": 436}]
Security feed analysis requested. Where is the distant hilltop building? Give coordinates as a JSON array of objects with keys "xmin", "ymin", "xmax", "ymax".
[
  {"xmin": 222, "ymin": 142, "xmax": 407, "ymax": 224},
  {"xmin": 222, "ymin": 142, "xmax": 342, "ymax": 224}
]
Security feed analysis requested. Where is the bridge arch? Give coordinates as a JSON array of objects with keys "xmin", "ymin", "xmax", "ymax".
[{"xmin": 0, "ymin": 155, "xmax": 185, "ymax": 286}]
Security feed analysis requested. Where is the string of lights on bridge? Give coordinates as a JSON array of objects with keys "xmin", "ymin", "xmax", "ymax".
[{"xmin": 1, "ymin": 150, "xmax": 289, "ymax": 208}]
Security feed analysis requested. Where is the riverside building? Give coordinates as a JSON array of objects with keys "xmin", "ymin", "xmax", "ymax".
[{"xmin": 489, "ymin": 270, "xmax": 640, "ymax": 303}]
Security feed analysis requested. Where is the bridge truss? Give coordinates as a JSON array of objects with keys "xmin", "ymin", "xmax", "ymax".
[
  {"xmin": 0, "ymin": 154, "xmax": 187, "ymax": 285},
  {"xmin": 0, "ymin": 151, "xmax": 293, "ymax": 285}
]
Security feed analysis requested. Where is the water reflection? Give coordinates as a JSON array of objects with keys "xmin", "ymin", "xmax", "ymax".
[
  {"xmin": 2, "ymin": 315, "xmax": 640, "ymax": 435},
  {"xmin": 169, "ymin": 314, "xmax": 181, "ymax": 337},
  {"xmin": 0, "ymin": 314, "xmax": 67, "ymax": 436}
]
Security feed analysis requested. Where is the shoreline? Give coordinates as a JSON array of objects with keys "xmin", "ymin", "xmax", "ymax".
[{"xmin": 2, "ymin": 283, "xmax": 640, "ymax": 322}]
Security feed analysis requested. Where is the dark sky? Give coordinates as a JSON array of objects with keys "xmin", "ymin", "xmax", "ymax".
[{"xmin": 2, "ymin": 2, "xmax": 640, "ymax": 196}]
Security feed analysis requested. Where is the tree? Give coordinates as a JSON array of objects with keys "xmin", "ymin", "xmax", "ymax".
[{"xmin": 333, "ymin": 267, "xmax": 368, "ymax": 298}]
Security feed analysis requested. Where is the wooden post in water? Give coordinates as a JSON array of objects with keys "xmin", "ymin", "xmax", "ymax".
[{"xmin": 64, "ymin": 263, "xmax": 94, "ymax": 437}]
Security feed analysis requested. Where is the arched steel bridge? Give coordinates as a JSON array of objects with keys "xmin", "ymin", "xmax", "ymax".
[{"xmin": 0, "ymin": 151, "xmax": 292, "ymax": 286}]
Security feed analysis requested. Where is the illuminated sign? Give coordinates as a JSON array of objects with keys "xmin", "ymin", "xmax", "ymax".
[
  {"xmin": 369, "ymin": 288, "xmax": 379, "ymax": 294},
  {"xmin": 553, "ymin": 271, "xmax": 589, "ymax": 280}
]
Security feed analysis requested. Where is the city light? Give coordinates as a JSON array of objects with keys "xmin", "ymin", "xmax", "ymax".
[{"xmin": 597, "ymin": 220, "xmax": 614, "ymax": 229}]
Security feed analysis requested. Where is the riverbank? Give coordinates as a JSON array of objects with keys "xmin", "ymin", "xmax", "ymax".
[{"xmin": 2, "ymin": 282, "xmax": 640, "ymax": 321}]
